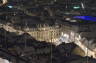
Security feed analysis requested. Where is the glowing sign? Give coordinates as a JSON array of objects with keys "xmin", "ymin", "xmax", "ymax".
[{"xmin": 73, "ymin": 16, "xmax": 96, "ymax": 22}]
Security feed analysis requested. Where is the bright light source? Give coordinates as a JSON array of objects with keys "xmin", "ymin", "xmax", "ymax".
[
  {"xmin": 65, "ymin": 18, "xmax": 71, "ymax": 21},
  {"xmin": 73, "ymin": 16, "xmax": 96, "ymax": 22},
  {"xmin": 59, "ymin": 33, "xmax": 70, "ymax": 43},
  {"xmin": 81, "ymin": 2, "xmax": 85, "ymax": 9},
  {"xmin": 73, "ymin": 6, "xmax": 80, "ymax": 9},
  {"xmin": 8, "ymin": 5, "xmax": 13, "ymax": 8}
]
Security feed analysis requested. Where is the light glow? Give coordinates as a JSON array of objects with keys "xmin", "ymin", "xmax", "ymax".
[
  {"xmin": 8, "ymin": 5, "xmax": 13, "ymax": 8},
  {"xmin": 73, "ymin": 6, "xmax": 80, "ymax": 9},
  {"xmin": 74, "ymin": 16, "xmax": 96, "ymax": 22},
  {"xmin": 81, "ymin": 2, "xmax": 85, "ymax": 9}
]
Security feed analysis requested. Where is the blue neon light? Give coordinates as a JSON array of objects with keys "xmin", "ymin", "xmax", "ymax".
[{"xmin": 73, "ymin": 16, "xmax": 96, "ymax": 22}]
